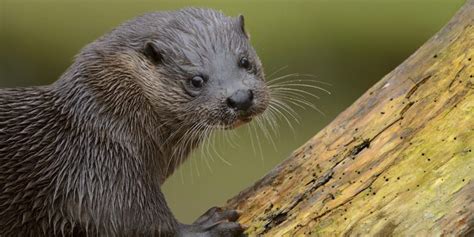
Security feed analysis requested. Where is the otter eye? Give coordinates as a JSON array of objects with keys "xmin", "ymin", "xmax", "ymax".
[
  {"xmin": 239, "ymin": 57, "xmax": 251, "ymax": 70},
  {"xmin": 190, "ymin": 76, "xmax": 205, "ymax": 89}
]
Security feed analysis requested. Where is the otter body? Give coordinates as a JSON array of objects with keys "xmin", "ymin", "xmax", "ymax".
[{"xmin": 0, "ymin": 8, "xmax": 268, "ymax": 236}]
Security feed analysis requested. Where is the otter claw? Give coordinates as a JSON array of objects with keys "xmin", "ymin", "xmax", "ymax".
[
  {"xmin": 179, "ymin": 207, "xmax": 246, "ymax": 237},
  {"xmin": 194, "ymin": 206, "xmax": 241, "ymax": 226}
]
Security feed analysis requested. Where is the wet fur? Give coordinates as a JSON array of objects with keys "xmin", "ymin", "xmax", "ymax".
[{"xmin": 0, "ymin": 8, "xmax": 267, "ymax": 236}]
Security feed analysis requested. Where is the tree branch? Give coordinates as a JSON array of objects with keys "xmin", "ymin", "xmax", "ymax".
[{"xmin": 225, "ymin": 1, "xmax": 474, "ymax": 235}]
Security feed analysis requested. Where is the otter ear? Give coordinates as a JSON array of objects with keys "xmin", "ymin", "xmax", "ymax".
[
  {"xmin": 238, "ymin": 14, "xmax": 250, "ymax": 39},
  {"xmin": 144, "ymin": 41, "xmax": 164, "ymax": 64}
]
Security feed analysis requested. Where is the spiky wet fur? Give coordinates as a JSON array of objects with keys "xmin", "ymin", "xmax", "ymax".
[{"xmin": 0, "ymin": 8, "xmax": 269, "ymax": 236}]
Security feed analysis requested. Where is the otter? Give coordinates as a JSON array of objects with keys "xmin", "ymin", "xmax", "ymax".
[{"xmin": 0, "ymin": 8, "xmax": 269, "ymax": 236}]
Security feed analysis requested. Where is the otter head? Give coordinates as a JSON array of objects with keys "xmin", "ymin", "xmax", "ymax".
[{"xmin": 102, "ymin": 8, "xmax": 270, "ymax": 131}]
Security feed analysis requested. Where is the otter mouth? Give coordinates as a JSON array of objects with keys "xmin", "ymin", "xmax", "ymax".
[
  {"xmin": 214, "ymin": 102, "xmax": 269, "ymax": 130},
  {"xmin": 232, "ymin": 116, "xmax": 253, "ymax": 128},
  {"xmin": 214, "ymin": 116, "xmax": 254, "ymax": 130}
]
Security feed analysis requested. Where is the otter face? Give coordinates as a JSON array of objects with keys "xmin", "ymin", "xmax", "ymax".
[
  {"xmin": 135, "ymin": 8, "xmax": 270, "ymax": 130},
  {"xmin": 176, "ymin": 51, "xmax": 269, "ymax": 129}
]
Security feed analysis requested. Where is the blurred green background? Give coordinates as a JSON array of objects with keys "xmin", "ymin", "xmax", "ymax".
[{"xmin": 0, "ymin": 0, "xmax": 465, "ymax": 223}]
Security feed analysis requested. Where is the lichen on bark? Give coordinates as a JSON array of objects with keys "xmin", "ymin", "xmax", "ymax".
[{"xmin": 225, "ymin": 1, "xmax": 474, "ymax": 236}]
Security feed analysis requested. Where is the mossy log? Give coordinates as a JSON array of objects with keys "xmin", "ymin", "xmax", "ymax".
[{"xmin": 225, "ymin": 1, "xmax": 474, "ymax": 236}]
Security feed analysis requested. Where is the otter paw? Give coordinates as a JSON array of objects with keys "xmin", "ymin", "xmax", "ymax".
[
  {"xmin": 201, "ymin": 221, "xmax": 246, "ymax": 237},
  {"xmin": 194, "ymin": 207, "xmax": 241, "ymax": 226},
  {"xmin": 179, "ymin": 207, "xmax": 247, "ymax": 237}
]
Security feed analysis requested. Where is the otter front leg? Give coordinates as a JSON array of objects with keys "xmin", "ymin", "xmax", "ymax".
[{"xmin": 178, "ymin": 207, "xmax": 246, "ymax": 237}]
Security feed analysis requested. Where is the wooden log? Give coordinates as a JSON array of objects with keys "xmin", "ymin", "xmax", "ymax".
[{"xmin": 226, "ymin": 1, "xmax": 474, "ymax": 236}]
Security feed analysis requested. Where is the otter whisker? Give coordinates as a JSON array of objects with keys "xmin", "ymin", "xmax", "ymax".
[
  {"xmin": 249, "ymin": 121, "xmax": 264, "ymax": 162},
  {"xmin": 191, "ymin": 154, "xmax": 201, "ymax": 182},
  {"xmin": 203, "ymin": 119, "xmax": 225, "ymax": 165},
  {"xmin": 246, "ymin": 124, "xmax": 258, "ymax": 156},
  {"xmin": 267, "ymin": 108, "xmax": 281, "ymax": 137},
  {"xmin": 268, "ymin": 78, "xmax": 328, "ymax": 88},
  {"xmin": 162, "ymin": 107, "xmax": 209, "ymax": 143},
  {"xmin": 269, "ymin": 77, "xmax": 332, "ymax": 87},
  {"xmin": 198, "ymin": 124, "xmax": 214, "ymax": 173},
  {"xmin": 160, "ymin": 119, "xmax": 189, "ymax": 147},
  {"xmin": 193, "ymin": 119, "xmax": 214, "ymax": 173},
  {"xmin": 201, "ymin": 123, "xmax": 214, "ymax": 163},
  {"xmin": 267, "ymin": 72, "xmax": 330, "ymax": 84},
  {"xmin": 212, "ymin": 136, "xmax": 232, "ymax": 166},
  {"xmin": 266, "ymin": 73, "xmax": 302, "ymax": 85},
  {"xmin": 223, "ymin": 127, "xmax": 239, "ymax": 149},
  {"xmin": 259, "ymin": 107, "xmax": 280, "ymax": 138},
  {"xmin": 269, "ymin": 83, "xmax": 331, "ymax": 95},
  {"xmin": 273, "ymin": 95, "xmax": 309, "ymax": 111},
  {"xmin": 255, "ymin": 115, "xmax": 278, "ymax": 151},
  {"xmin": 178, "ymin": 122, "xmax": 206, "ymax": 183},
  {"xmin": 271, "ymin": 92, "xmax": 317, "ymax": 110},
  {"xmin": 279, "ymin": 95, "xmax": 326, "ymax": 117},
  {"xmin": 270, "ymin": 87, "xmax": 322, "ymax": 100},
  {"xmin": 178, "ymin": 122, "xmax": 201, "ymax": 163},
  {"xmin": 203, "ymin": 122, "xmax": 232, "ymax": 166},
  {"xmin": 266, "ymin": 65, "xmax": 289, "ymax": 79},
  {"xmin": 270, "ymin": 99, "xmax": 301, "ymax": 124},
  {"xmin": 167, "ymin": 120, "xmax": 206, "ymax": 179},
  {"xmin": 289, "ymin": 73, "xmax": 332, "ymax": 86},
  {"xmin": 270, "ymin": 93, "xmax": 319, "ymax": 111},
  {"xmin": 267, "ymin": 103, "xmax": 297, "ymax": 135}
]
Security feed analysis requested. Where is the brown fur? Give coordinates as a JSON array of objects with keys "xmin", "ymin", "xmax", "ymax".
[{"xmin": 0, "ymin": 8, "xmax": 268, "ymax": 236}]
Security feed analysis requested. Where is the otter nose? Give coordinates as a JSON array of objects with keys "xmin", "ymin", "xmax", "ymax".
[{"xmin": 226, "ymin": 89, "xmax": 254, "ymax": 112}]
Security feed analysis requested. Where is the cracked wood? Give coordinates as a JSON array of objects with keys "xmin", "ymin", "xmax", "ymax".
[{"xmin": 225, "ymin": 1, "xmax": 474, "ymax": 236}]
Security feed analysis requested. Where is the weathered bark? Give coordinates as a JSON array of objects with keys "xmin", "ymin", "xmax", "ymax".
[{"xmin": 225, "ymin": 1, "xmax": 474, "ymax": 236}]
